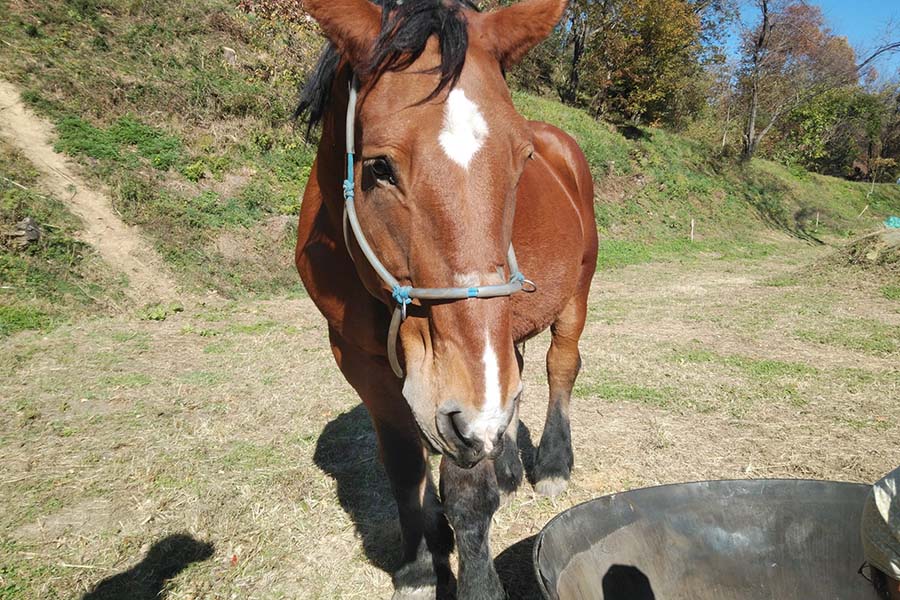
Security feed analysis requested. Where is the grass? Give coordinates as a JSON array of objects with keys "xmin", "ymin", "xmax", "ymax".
[
  {"xmin": 138, "ymin": 302, "xmax": 184, "ymax": 322},
  {"xmin": 596, "ymin": 237, "xmax": 774, "ymax": 269},
  {"xmin": 4, "ymin": 247, "xmax": 897, "ymax": 598},
  {"xmin": 672, "ymin": 346, "xmax": 817, "ymax": 380},
  {"xmin": 100, "ymin": 373, "xmax": 153, "ymax": 388},
  {"xmin": 55, "ymin": 115, "xmax": 183, "ymax": 171},
  {"xmin": 574, "ymin": 379, "xmax": 680, "ymax": 409},
  {"xmin": 1, "ymin": 0, "xmax": 898, "ymax": 300},
  {"xmin": 0, "ymin": 0, "xmax": 318, "ymax": 297},
  {"xmin": 796, "ymin": 319, "xmax": 900, "ymax": 357},
  {"xmin": 0, "ymin": 142, "xmax": 124, "ymax": 337},
  {"xmin": 882, "ymin": 285, "xmax": 900, "ymax": 301}
]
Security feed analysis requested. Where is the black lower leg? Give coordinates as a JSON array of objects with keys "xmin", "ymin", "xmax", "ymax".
[
  {"xmin": 534, "ymin": 324, "xmax": 581, "ymax": 497},
  {"xmin": 375, "ymin": 421, "xmax": 453, "ymax": 598},
  {"xmin": 440, "ymin": 458, "xmax": 505, "ymax": 600},
  {"xmin": 533, "ymin": 400, "xmax": 573, "ymax": 495},
  {"xmin": 493, "ymin": 406, "xmax": 523, "ymax": 496},
  {"xmin": 392, "ymin": 478, "xmax": 455, "ymax": 597}
]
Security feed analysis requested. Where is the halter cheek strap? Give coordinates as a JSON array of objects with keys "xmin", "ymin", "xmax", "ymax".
[{"xmin": 341, "ymin": 75, "xmax": 535, "ymax": 378}]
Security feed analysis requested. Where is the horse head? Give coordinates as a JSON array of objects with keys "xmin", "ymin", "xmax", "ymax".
[{"xmin": 304, "ymin": 0, "xmax": 568, "ymax": 468}]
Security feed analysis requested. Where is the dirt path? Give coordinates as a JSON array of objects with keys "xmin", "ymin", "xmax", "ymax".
[{"xmin": 0, "ymin": 80, "xmax": 180, "ymax": 304}]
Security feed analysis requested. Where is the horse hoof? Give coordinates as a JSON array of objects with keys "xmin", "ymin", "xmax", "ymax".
[
  {"xmin": 535, "ymin": 477, "xmax": 568, "ymax": 497},
  {"xmin": 392, "ymin": 585, "xmax": 436, "ymax": 600}
]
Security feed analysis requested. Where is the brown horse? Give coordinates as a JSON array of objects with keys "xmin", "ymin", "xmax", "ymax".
[{"xmin": 295, "ymin": 0, "xmax": 598, "ymax": 597}]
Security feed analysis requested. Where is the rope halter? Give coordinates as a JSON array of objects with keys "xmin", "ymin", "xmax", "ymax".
[{"xmin": 340, "ymin": 75, "xmax": 536, "ymax": 377}]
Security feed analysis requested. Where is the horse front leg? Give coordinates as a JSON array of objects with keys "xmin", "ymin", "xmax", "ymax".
[
  {"xmin": 330, "ymin": 330, "xmax": 454, "ymax": 599},
  {"xmin": 493, "ymin": 346, "xmax": 525, "ymax": 501},
  {"xmin": 440, "ymin": 457, "xmax": 505, "ymax": 600},
  {"xmin": 534, "ymin": 294, "xmax": 587, "ymax": 497},
  {"xmin": 380, "ymin": 427, "xmax": 454, "ymax": 599}
]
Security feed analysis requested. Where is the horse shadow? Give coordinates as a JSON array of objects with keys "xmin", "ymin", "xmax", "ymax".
[
  {"xmin": 81, "ymin": 534, "xmax": 214, "ymax": 600},
  {"xmin": 495, "ymin": 534, "xmax": 541, "ymax": 599},
  {"xmin": 602, "ymin": 564, "xmax": 656, "ymax": 600},
  {"xmin": 314, "ymin": 405, "xmax": 542, "ymax": 577},
  {"xmin": 313, "ymin": 404, "xmax": 401, "ymax": 572},
  {"xmin": 516, "ymin": 419, "xmax": 539, "ymax": 485}
]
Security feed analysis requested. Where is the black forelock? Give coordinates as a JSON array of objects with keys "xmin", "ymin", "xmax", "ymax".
[{"xmin": 295, "ymin": 0, "xmax": 480, "ymax": 139}]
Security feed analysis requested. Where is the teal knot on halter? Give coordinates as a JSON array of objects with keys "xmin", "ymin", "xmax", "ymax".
[
  {"xmin": 392, "ymin": 285, "xmax": 412, "ymax": 306},
  {"xmin": 343, "ymin": 179, "xmax": 354, "ymax": 201},
  {"xmin": 510, "ymin": 271, "xmax": 526, "ymax": 284},
  {"xmin": 343, "ymin": 153, "xmax": 355, "ymax": 202}
]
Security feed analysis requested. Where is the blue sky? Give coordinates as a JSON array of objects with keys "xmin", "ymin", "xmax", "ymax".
[
  {"xmin": 816, "ymin": 0, "xmax": 900, "ymax": 79},
  {"xmin": 730, "ymin": 0, "xmax": 900, "ymax": 83}
]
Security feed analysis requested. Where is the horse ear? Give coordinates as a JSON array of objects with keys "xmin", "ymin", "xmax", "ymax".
[
  {"xmin": 475, "ymin": 0, "xmax": 568, "ymax": 70},
  {"xmin": 304, "ymin": 0, "xmax": 382, "ymax": 67}
]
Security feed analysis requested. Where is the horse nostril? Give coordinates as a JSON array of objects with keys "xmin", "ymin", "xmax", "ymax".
[
  {"xmin": 437, "ymin": 407, "xmax": 485, "ymax": 457},
  {"xmin": 449, "ymin": 412, "xmax": 476, "ymax": 449}
]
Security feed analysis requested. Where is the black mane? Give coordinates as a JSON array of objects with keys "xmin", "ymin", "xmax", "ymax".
[{"xmin": 296, "ymin": 0, "xmax": 480, "ymax": 138}]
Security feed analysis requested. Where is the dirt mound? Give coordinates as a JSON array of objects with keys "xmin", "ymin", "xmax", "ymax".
[{"xmin": 831, "ymin": 229, "xmax": 900, "ymax": 274}]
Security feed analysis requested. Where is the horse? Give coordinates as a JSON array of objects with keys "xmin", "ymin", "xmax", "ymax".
[{"xmin": 295, "ymin": 0, "xmax": 598, "ymax": 597}]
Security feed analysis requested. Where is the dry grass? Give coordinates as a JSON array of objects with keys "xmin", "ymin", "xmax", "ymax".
[{"xmin": 1, "ymin": 237, "xmax": 899, "ymax": 599}]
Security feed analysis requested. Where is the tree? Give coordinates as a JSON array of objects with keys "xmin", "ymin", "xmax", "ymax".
[
  {"xmin": 557, "ymin": 0, "xmax": 724, "ymax": 126},
  {"xmin": 737, "ymin": 1, "xmax": 858, "ymax": 160},
  {"xmin": 778, "ymin": 87, "xmax": 887, "ymax": 177}
]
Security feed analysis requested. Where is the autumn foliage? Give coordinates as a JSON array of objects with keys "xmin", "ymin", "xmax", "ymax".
[{"xmin": 238, "ymin": 0, "xmax": 898, "ymax": 180}]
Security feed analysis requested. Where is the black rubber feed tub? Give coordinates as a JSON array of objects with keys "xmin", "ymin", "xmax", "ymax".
[{"xmin": 533, "ymin": 479, "xmax": 876, "ymax": 600}]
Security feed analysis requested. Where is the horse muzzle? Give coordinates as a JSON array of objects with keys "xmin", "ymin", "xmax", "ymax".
[{"xmin": 434, "ymin": 393, "xmax": 516, "ymax": 468}]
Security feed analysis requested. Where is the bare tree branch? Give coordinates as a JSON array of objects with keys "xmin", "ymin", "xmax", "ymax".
[{"xmin": 858, "ymin": 41, "xmax": 900, "ymax": 72}]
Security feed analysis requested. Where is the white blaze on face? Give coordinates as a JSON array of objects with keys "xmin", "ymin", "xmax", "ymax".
[
  {"xmin": 439, "ymin": 89, "xmax": 489, "ymax": 169},
  {"xmin": 470, "ymin": 332, "xmax": 505, "ymax": 453}
]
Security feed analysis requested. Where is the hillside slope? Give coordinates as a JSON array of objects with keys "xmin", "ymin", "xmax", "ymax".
[{"xmin": 1, "ymin": 0, "xmax": 899, "ymax": 308}]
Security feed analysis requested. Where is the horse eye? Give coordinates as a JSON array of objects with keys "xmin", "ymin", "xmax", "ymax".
[{"xmin": 368, "ymin": 158, "xmax": 396, "ymax": 186}]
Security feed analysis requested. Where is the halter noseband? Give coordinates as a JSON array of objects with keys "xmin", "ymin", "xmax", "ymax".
[{"xmin": 340, "ymin": 76, "xmax": 535, "ymax": 378}]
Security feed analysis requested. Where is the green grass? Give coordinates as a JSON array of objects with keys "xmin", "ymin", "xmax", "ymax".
[
  {"xmin": 55, "ymin": 115, "xmax": 183, "ymax": 171},
  {"xmin": 1, "ymin": 143, "xmax": 124, "ymax": 337},
  {"xmin": 138, "ymin": 302, "xmax": 184, "ymax": 321},
  {"xmin": 597, "ymin": 237, "xmax": 774, "ymax": 269},
  {"xmin": 0, "ymin": 305, "xmax": 52, "ymax": 336},
  {"xmin": 228, "ymin": 319, "xmax": 279, "ymax": 335},
  {"xmin": 179, "ymin": 370, "xmax": 227, "ymax": 386},
  {"xmin": 796, "ymin": 319, "xmax": 900, "ymax": 357},
  {"xmin": 101, "ymin": 373, "xmax": 153, "ymax": 388},
  {"xmin": 221, "ymin": 441, "xmax": 285, "ymax": 470},
  {"xmin": 673, "ymin": 345, "xmax": 816, "ymax": 379},
  {"xmin": 1, "ymin": 0, "xmax": 899, "ymax": 300},
  {"xmin": 0, "ymin": 0, "xmax": 317, "ymax": 297},
  {"xmin": 574, "ymin": 378, "xmax": 685, "ymax": 410},
  {"xmin": 0, "ymin": 540, "xmax": 65, "ymax": 600},
  {"xmin": 882, "ymin": 285, "xmax": 900, "ymax": 301}
]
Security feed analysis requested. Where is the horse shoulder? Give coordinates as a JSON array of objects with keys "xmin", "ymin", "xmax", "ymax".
[
  {"xmin": 510, "ymin": 122, "xmax": 597, "ymax": 341},
  {"xmin": 296, "ymin": 163, "xmax": 389, "ymax": 357},
  {"xmin": 529, "ymin": 121, "xmax": 595, "ymax": 217}
]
